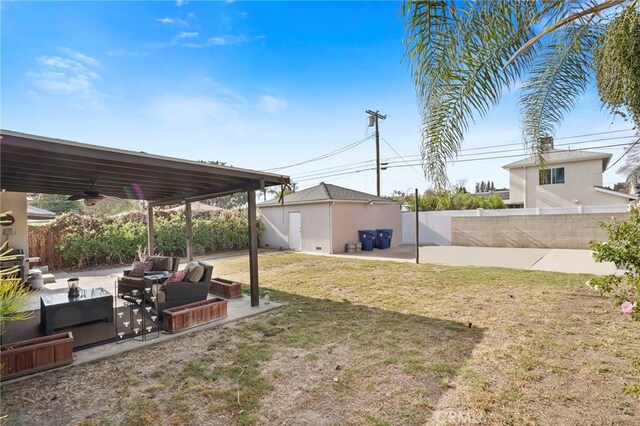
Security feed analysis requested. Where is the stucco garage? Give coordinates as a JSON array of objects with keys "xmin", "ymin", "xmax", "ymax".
[{"xmin": 259, "ymin": 183, "xmax": 401, "ymax": 254}]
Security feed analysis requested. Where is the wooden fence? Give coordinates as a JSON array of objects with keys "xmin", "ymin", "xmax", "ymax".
[{"xmin": 28, "ymin": 225, "xmax": 67, "ymax": 271}]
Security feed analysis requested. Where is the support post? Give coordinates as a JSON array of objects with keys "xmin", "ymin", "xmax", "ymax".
[
  {"xmin": 248, "ymin": 190, "xmax": 260, "ymax": 307},
  {"xmin": 185, "ymin": 201, "xmax": 194, "ymax": 261},
  {"xmin": 415, "ymin": 188, "xmax": 419, "ymax": 264},
  {"xmin": 147, "ymin": 204, "xmax": 155, "ymax": 256}
]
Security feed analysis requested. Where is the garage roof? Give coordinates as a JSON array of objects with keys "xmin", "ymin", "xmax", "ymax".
[
  {"xmin": 259, "ymin": 182, "xmax": 394, "ymax": 206},
  {"xmin": 1, "ymin": 130, "xmax": 289, "ymax": 206}
]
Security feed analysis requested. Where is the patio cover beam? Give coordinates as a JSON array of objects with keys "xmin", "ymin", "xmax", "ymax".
[{"xmin": 148, "ymin": 179, "xmax": 266, "ymax": 207}]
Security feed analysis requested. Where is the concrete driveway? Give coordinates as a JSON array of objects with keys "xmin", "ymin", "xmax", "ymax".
[{"xmin": 339, "ymin": 244, "xmax": 617, "ymax": 275}]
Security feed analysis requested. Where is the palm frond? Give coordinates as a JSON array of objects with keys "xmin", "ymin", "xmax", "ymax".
[
  {"xmin": 405, "ymin": 0, "xmax": 559, "ymax": 189},
  {"xmin": 507, "ymin": 0, "xmax": 626, "ymax": 66},
  {"xmin": 521, "ymin": 21, "xmax": 603, "ymax": 166}
]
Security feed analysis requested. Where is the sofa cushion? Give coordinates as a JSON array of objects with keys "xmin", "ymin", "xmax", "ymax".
[
  {"xmin": 129, "ymin": 260, "xmax": 154, "ymax": 277},
  {"xmin": 185, "ymin": 262, "xmax": 205, "ymax": 283},
  {"xmin": 148, "ymin": 256, "xmax": 173, "ymax": 271},
  {"xmin": 119, "ymin": 275, "xmax": 145, "ymax": 286},
  {"xmin": 164, "ymin": 268, "xmax": 188, "ymax": 285}
]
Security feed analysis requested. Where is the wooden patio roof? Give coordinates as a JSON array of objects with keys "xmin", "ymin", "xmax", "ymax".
[{"xmin": 0, "ymin": 130, "xmax": 288, "ymax": 206}]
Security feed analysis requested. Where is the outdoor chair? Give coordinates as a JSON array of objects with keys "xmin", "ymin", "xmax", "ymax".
[
  {"xmin": 152, "ymin": 261, "xmax": 213, "ymax": 319},
  {"xmin": 117, "ymin": 255, "xmax": 180, "ymax": 295}
]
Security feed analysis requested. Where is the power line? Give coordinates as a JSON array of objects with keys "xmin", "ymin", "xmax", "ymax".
[
  {"xmin": 292, "ymin": 135, "xmax": 636, "ymax": 180},
  {"xmin": 604, "ymin": 137, "xmax": 640, "ymax": 172},
  {"xmin": 293, "ymin": 141, "xmax": 635, "ymax": 183},
  {"xmin": 278, "ymin": 128, "xmax": 636, "ymax": 181},
  {"xmin": 380, "ymin": 136, "xmax": 424, "ymax": 180},
  {"xmin": 264, "ymin": 135, "xmax": 373, "ymax": 171}
]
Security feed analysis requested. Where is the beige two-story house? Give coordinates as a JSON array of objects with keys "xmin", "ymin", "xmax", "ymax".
[{"xmin": 503, "ymin": 149, "xmax": 637, "ymax": 208}]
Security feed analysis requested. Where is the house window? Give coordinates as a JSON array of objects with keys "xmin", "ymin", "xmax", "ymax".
[{"xmin": 539, "ymin": 167, "xmax": 565, "ymax": 185}]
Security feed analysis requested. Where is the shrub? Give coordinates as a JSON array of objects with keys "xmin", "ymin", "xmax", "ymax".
[
  {"xmin": 37, "ymin": 209, "xmax": 262, "ymax": 270},
  {"xmin": 589, "ymin": 208, "xmax": 640, "ymax": 395}
]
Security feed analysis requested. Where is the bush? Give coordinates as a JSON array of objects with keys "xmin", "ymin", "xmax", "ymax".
[
  {"xmin": 589, "ymin": 208, "xmax": 640, "ymax": 395},
  {"xmin": 39, "ymin": 209, "xmax": 262, "ymax": 270}
]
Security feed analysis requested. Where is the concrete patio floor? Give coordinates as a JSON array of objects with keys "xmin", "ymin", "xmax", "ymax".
[{"xmin": 15, "ymin": 255, "xmax": 281, "ymax": 373}]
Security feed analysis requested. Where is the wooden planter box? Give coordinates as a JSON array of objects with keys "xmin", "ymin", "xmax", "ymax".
[
  {"xmin": 1, "ymin": 332, "xmax": 74, "ymax": 381},
  {"xmin": 163, "ymin": 298, "xmax": 228, "ymax": 334},
  {"xmin": 209, "ymin": 278, "xmax": 243, "ymax": 299}
]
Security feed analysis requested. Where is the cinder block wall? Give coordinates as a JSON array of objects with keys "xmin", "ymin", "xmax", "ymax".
[{"xmin": 451, "ymin": 213, "xmax": 629, "ymax": 249}]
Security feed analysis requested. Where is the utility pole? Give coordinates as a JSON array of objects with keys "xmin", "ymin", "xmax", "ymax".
[{"xmin": 366, "ymin": 110, "xmax": 387, "ymax": 196}]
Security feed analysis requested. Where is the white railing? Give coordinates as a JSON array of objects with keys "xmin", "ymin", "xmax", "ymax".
[{"xmin": 402, "ymin": 204, "xmax": 631, "ymax": 245}]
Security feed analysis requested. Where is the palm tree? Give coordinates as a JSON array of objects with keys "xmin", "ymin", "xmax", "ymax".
[{"xmin": 403, "ymin": 0, "xmax": 640, "ymax": 189}]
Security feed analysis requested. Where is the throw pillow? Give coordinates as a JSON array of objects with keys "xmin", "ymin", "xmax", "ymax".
[
  {"xmin": 129, "ymin": 260, "xmax": 154, "ymax": 277},
  {"xmin": 163, "ymin": 268, "xmax": 188, "ymax": 285},
  {"xmin": 185, "ymin": 263, "xmax": 205, "ymax": 283}
]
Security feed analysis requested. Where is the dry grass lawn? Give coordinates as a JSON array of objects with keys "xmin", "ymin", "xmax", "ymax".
[{"xmin": 1, "ymin": 252, "xmax": 639, "ymax": 425}]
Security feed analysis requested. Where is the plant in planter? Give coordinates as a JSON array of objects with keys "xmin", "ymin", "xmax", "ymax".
[
  {"xmin": 0, "ymin": 212, "xmax": 33, "ymax": 329},
  {"xmin": 589, "ymin": 208, "xmax": 640, "ymax": 395}
]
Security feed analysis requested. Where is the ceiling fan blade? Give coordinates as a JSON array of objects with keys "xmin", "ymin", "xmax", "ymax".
[{"xmin": 68, "ymin": 195, "xmax": 85, "ymax": 201}]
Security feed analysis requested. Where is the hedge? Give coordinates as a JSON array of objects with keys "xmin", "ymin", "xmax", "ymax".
[{"xmin": 28, "ymin": 209, "xmax": 263, "ymax": 270}]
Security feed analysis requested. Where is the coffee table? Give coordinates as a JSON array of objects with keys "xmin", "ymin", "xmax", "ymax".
[{"xmin": 40, "ymin": 288, "xmax": 113, "ymax": 335}]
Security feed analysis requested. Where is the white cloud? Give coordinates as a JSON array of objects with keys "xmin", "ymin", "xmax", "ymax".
[
  {"xmin": 259, "ymin": 95, "xmax": 287, "ymax": 113},
  {"xmin": 176, "ymin": 0, "xmax": 187, "ymax": 6},
  {"xmin": 176, "ymin": 31, "xmax": 198, "ymax": 39},
  {"xmin": 183, "ymin": 34, "xmax": 263, "ymax": 48},
  {"xmin": 156, "ymin": 17, "xmax": 186, "ymax": 25},
  {"xmin": 59, "ymin": 48, "xmax": 101, "ymax": 67},
  {"xmin": 29, "ymin": 49, "xmax": 104, "ymax": 107}
]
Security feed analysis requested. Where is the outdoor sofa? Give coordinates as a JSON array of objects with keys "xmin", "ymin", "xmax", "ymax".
[
  {"xmin": 117, "ymin": 255, "xmax": 180, "ymax": 295},
  {"xmin": 152, "ymin": 261, "xmax": 213, "ymax": 318}
]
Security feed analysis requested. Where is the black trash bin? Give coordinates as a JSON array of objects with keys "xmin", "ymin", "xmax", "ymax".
[
  {"xmin": 358, "ymin": 230, "xmax": 376, "ymax": 251},
  {"xmin": 375, "ymin": 229, "xmax": 393, "ymax": 250}
]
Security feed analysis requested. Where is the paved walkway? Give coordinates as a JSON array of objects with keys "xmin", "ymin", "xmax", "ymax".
[{"xmin": 337, "ymin": 244, "xmax": 617, "ymax": 275}]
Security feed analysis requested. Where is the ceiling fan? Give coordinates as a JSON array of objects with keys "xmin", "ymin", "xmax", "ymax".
[{"xmin": 67, "ymin": 182, "xmax": 110, "ymax": 206}]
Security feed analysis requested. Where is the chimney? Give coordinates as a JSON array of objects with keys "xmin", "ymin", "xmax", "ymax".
[{"xmin": 541, "ymin": 136, "xmax": 554, "ymax": 150}]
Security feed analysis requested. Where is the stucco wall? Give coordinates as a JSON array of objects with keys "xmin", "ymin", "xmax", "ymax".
[
  {"xmin": 331, "ymin": 202, "xmax": 402, "ymax": 253},
  {"xmin": 508, "ymin": 159, "xmax": 629, "ymax": 207},
  {"xmin": 0, "ymin": 192, "xmax": 29, "ymax": 256},
  {"xmin": 451, "ymin": 213, "xmax": 629, "ymax": 249},
  {"xmin": 259, "ymin": 203, "xmax": 331, "ymax": 252}
]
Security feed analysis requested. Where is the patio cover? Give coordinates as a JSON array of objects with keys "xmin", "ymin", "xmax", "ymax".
[
  {"xmin": 1, "ymin": 129, "xmax": 289, "ymax": 306},
  {"xmin": 0, "ymin": 130, "xmax": 286, "ymax": 206}
]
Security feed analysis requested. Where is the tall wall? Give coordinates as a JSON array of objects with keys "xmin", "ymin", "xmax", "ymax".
[
  {"xmin": 331, "ymin": 202, "xmax": 402, "ymax": 253},
  {"xmin": 0, "ymin": 192, "xmax": 29, "ymax": 256},
  {"xmin": 259, "ymin": 203, "xmax": 331, "ymax": 252},
  {"xmin": 451, "ymin": 213, "xmax": 629, "ymax": 249}
]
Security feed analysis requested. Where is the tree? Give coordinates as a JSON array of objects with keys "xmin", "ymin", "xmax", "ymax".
[
  {"xmin": 480, "ymin": 181, "xmax": 486, "ymax": 192},
  {"xmin": 475, "ymin": 182, "xmax": 480, "ymax": 193},
  {"xmin": 199, "ymin": 160, "xmax": 250, "ymax": 209},
  {"xmin": 29, "ymin": 193, "xmax": 83, "ymax": 214},
  {"xmin": 404, "ymin": 0, "xmax": 640, "ymax": 189}
]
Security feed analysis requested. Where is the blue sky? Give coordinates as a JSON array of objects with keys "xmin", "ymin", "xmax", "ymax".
[{"xmin": 1, "ymin": 1, "xmax": 635, "ymax": 197}]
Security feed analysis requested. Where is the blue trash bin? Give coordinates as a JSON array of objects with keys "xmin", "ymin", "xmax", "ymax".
[
  {"xmin": 375, "ymin": 229, "xmax": 393, "ymax": 249},
  {"xmin": 358, "ymin": 230, "xmax": 376, "ymax": 251}
]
